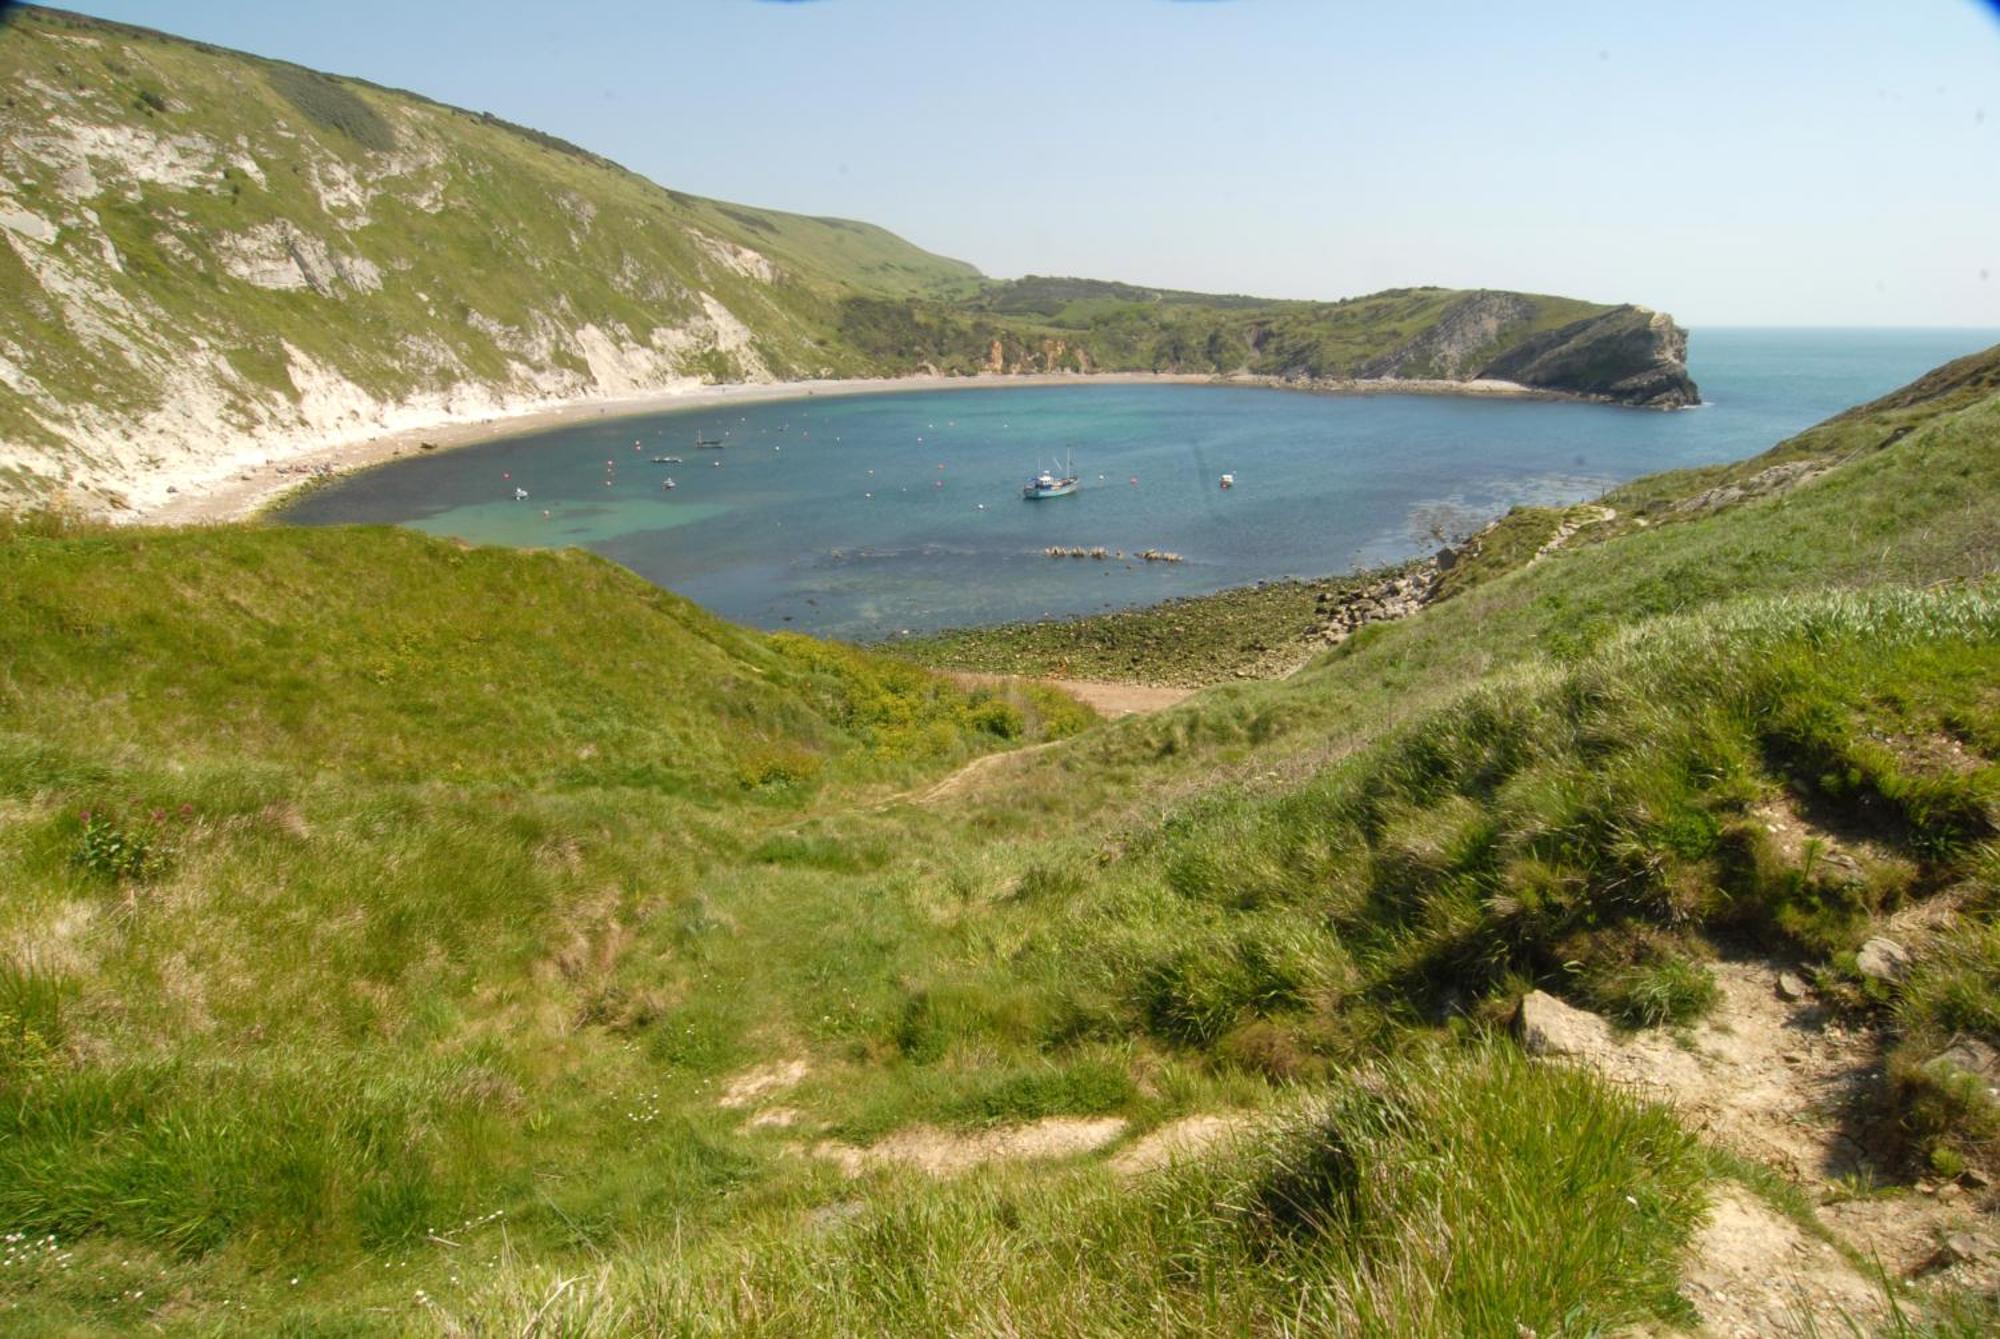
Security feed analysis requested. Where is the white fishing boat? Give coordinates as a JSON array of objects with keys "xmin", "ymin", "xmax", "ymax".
[{"xmin": 1022, "ymin": 451, "xmax": 1079, "ymax": 500}]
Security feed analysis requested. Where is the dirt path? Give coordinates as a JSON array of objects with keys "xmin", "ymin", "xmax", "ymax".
[
  {"xmin": 1535, "ymin": 503, "xmax": 1616, "ymax": 560},
  {"xmin": 944, "ymin": 671, "xmax": 1195, "ymax": 719},
  {"xmin": 1523, "ymin": 957, "xmax": 1998, "ymax": 1334},
  {"xmin": 910, "ymin": 740, "xmax": 1060, "ymax": 806},
  {"xmin": 867, "ymin": 673, "xmax": 1194, "ymax": 811}
]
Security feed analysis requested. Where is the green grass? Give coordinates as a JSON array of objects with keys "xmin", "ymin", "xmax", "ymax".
[
  {"xmin": 0, "ymin": 313, "xmax": 1996, "ymax": 1330},
  {"xmin": 438, "ymin": 1046, "xmax": 1708, "ymax": 1337}
]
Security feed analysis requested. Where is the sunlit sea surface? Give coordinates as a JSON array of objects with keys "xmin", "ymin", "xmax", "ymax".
[{"xmin": 283, "ymin": 329, "xmax": 1998, "ymax": 639}]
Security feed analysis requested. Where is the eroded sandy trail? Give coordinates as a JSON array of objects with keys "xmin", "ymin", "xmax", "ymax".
[
  {"xmin": 1522, "ymin": 957, "xmax": 1999, "ymax": 1335},
  {"xmin": 944, "ymin": 670, "xmax": 1195, "ymax": 720}
]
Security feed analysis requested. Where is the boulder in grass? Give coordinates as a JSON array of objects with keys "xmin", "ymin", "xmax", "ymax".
[
  {"xmin": 1855, "ymin": 936, "xmax": 1911, "ymax": 983},
  {"xmin": 1514, "ymin": 989, "xmax": 1615, "ymax": 1059}
]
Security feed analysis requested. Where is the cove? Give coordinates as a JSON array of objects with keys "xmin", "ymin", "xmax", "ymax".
[{"xmin": 282, "ymin": 329, "xmax": 1998, "ymax": 640}]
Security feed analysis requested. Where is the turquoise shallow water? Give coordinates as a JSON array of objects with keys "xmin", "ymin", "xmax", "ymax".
[{"xmin": 284, "ymin": 329, "xmax": 1998, "ymax": 639}]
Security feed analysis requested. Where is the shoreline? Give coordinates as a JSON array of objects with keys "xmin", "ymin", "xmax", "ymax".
[{"xmin": 134, "ymin": 370, "xmax": 1552, "ymax": 527}]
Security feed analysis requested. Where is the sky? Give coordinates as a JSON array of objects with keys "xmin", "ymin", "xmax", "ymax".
[{"xmin": 32, "ymin": 0, "xmax": 2000, "ymax": 326}]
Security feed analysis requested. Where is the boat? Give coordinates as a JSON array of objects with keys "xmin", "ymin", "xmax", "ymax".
[
  {"xmin": 1219, "ymin": 473, "xmax": 1235, "ymax": 490},
  {"xmin": 694, "ymin": 433, "xmax": 725, "ymax": 449},
  {"xmin": 662, "ymin": 477, "xmax": 676, "ymax": 491},
  {"xmin": 652, "ymin": 455, "xmax": 682, "ymax": 464},
  {"xmin": 1021, "ymin": 451, "xmax": 1079, "ymax": 501}
]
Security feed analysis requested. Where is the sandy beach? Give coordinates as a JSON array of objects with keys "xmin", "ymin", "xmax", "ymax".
[{"xmin": 136, "ymin": 369, "xmax": 1546, "ymax": 527}]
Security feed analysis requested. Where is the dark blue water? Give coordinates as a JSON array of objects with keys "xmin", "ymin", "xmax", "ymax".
[{"xmin": 284, "ymin": 329, "xmax": 1998, "ymax": 638}]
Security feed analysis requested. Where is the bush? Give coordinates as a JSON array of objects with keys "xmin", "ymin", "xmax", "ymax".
[
  {"xmin": 266, "ymin": 66, "xmax": 395, "ymax": 152},
  {"xmin": 72, "ymin": 804, "xmax": 188, "ymax": 881},
  {"xmin": 733, "ymin": 744, "xmax": 822, "ymax": 792},
  {"xmin": 965, "ymin": 698, "xmax": 1023, "ymax": 740}
]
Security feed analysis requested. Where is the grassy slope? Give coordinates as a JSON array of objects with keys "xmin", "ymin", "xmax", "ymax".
[
  {"xmin": 0, "ymin": 7, "xmax": 979, "ymax": 480},
  {"xmin": 0, "ymin": 345, "xmax": 1994, "ymax": 1333}
]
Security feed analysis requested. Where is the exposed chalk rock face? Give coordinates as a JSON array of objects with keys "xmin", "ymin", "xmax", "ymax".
[
  {"xmin": 0, "ymin": 12, "xmax": 883, "ymax": 515},
  {"xmin": 692, "ymin": 230, "xmax": 777, "ymax": 283},
  {"xmin": 215, "ymin": 222, "xmax": 382, "ymax": 295},
  {"xmin": 0, "ymin": 204, "xmax": 60, "ymax": 244}
]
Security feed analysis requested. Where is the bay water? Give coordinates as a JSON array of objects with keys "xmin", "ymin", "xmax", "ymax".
[{"xmin": 283, "ymin": 329, "xmax": 1998, "ymax": 639}]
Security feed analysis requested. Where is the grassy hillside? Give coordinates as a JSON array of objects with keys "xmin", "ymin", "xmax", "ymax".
[
  {"xmin": 1, "ymin": 311, "xmax": 1995, "ymax": 1336},
  {"xmin": 1, "ymin": 6, "xmax": 1692, "ymax": 516},
  {"xmin": 0, "ymin": 5, "xmax": 979, "ymax": 509}
]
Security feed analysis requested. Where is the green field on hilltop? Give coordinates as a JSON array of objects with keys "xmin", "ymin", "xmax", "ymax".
[{"xmin": 2, "ymin": 337, "xmax": 1997, "ymax": 1331}]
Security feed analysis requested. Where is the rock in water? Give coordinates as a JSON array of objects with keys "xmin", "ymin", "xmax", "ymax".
[
  {"xmin": 1514, "ymin": 989, "xmax": 1615, "ymax": 1058},
  {"xmin": 1855, "ymin": 936, "xmax": 1911, "ymax": 983}
]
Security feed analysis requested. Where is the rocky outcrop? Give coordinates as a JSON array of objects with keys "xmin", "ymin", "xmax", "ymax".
[
  {"xmin": 1349, "ymin": 291, "xmax": 1698, "ymax": 407},
  {"xmin": 1309, "ymin": 563, "xmax": 1441, "ymax": 646},
  {"xmin": 1357, "ymin": 290, "xmax": 1536, "ymax": 381},
  {"xmin": 1477, "ymin": 305, "xmax": 1699, "ymax": 408}
]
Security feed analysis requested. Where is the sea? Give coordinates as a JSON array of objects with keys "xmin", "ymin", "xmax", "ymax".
[{"xmin": 282, "ymin": 329, "xmax": 1999, "ymax": 640}]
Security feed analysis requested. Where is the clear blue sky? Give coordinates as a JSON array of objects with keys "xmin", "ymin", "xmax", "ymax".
[{"xmin": 42, "ymin": 0, "xmax": 2000, "ymax": 325}]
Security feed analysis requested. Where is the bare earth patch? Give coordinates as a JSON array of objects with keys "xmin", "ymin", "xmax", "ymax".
[
  {"xmin": 1822, "ymin": 1193, "xmax": 2000, "ymax": 1295},
  {"xmin": 814, "ymin": 1117, "xmax": 1128, "ymax": 1177},
  {"xmin": 717, "ymin": 1059, "xmax": 809, "ymax": 1110},
  {"xmin": 1522, "ymin": 961, "xmax": 1886, "ymax": 1181},
  {"xmin": 1674, "ymin": 1186, "xmax": 1885, "ymax": 1338},
  {"xmin": 1523, "ymin": 955, "xmax": 2000, "ymax": 1333},
  {"xmin": 945, "ymin": 671, "xmax": 1194, "ymax": 720},
  {"xmin": 1750, "ymin": 793, "xmax": 1893, "ymax": 880}
]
